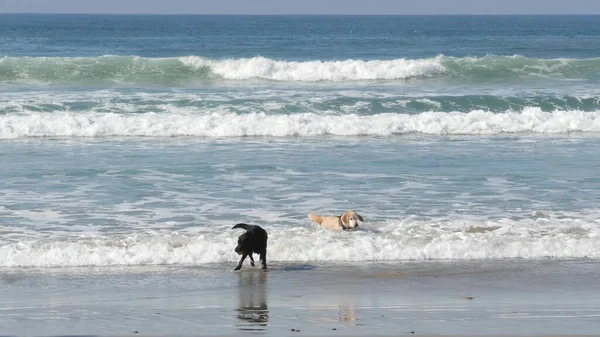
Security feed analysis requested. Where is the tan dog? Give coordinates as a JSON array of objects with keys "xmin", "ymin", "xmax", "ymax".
[{"xmin": 308, "ymin": 210, "xmax": 364, "ymax": 231}]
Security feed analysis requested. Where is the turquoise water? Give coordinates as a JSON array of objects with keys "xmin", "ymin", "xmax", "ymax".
[{"xmin": 1, "ymin": 15, "xmax": 600, "ymax": 266}]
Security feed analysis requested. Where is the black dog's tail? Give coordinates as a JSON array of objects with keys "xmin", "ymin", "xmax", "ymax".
[{"xmin": 232, "ymin": 223, "xmax": 251, "ymax": 230}]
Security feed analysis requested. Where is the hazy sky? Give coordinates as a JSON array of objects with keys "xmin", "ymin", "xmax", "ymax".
[{"xmin": 2, "ymin": 0, "xmax": 600, "ymax": 15}]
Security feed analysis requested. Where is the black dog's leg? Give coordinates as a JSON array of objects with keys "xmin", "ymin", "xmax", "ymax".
[
  {"xmin": 234, "ymin": 253, "xmax": 248, "ymax": 271},
  {"xmin": 249, "ymin": 254, "xmax": 255, "ymax": 267},
  {"xmin": 259, "ymin": 252, "xmax": 267, "ymax": 270}
]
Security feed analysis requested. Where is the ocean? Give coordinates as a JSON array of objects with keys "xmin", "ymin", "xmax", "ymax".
[{"xmin": 1, "ymin": 14, "xmax": 600, "ymax": 268}]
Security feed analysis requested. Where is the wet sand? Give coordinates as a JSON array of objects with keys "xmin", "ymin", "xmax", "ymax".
[{"xmin": 1, "ymin": 260, "xmax": 600, "ymax": 336}]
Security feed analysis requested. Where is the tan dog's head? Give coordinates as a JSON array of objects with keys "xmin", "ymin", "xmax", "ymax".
[{"xmin": 340, "ymin": 210, "xmax": 363, "ymax": 230}]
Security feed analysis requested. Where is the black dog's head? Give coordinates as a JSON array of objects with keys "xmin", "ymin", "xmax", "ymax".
[{"xmin": 235, "ymin": 232, "xmax": 247, "ymax": 255}]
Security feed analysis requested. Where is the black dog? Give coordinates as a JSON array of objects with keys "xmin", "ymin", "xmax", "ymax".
[{"xmin": 232, "ymin": 223, "xmax": 268, "ymax": 271}]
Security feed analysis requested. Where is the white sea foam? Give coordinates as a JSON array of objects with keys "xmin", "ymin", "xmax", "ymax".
[
  {"xmin": 1, "ymin": 108, "xmax": 600, "ymax": 139},
  {"xmin": 1, "ymin": 214, "xmax": 599, "ymax": 267},
  {"xmin": 415, "ymin": 98, "xmax": 443, "ymax": 109}
]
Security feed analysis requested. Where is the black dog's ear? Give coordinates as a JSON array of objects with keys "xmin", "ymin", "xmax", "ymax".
[
  {"xmin": 357, "ymin": 214, "xmax": 364, "ymax": 222},
  {"xmin": 232, "ymin": 223, "xmax": 251, "ymax": 230}
]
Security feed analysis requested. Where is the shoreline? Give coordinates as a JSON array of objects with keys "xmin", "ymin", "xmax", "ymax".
[{"xmin": 1, "ymin": 260, "xmax": 600, "ymax": 336}]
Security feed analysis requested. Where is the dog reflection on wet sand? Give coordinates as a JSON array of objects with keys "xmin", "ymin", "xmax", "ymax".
[
  {"xmin": 236, "ymin": 271, "xmax": 268, "ymax": 332},
  {"xmin": 337, "ymin": 305, "xmax": 358, "ymax": 323}
]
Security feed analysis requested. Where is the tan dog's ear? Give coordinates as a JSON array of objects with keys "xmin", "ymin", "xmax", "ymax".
[
  {"xmin": 340, "ymin": 212, "xmax": 349, "ymax": 227},
  {"xmin": 357, "ymin": 213, "xmax": 364, "ymax": 222}
]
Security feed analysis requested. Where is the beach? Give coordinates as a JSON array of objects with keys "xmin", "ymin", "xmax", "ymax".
[
  {"xmin": 2, "ymin": 14, "xmax": 600, "ymax": 336},
  {"xmin": 2, "ymin": 260, "xmax": 600, "ymax": 336}
]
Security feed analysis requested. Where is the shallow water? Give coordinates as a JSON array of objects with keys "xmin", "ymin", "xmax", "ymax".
[{"xmin": 1, "ymin": 136, "xmax": 600, "ymax": 266}]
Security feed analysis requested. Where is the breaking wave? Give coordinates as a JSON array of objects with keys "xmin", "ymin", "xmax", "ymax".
[
  {"xmin": 1, "ymin": 108, "xmax": 600, "ymax": 139},
  {"xmin": 1, "ymin": 214, "xmax": 599, "ymax": 267},
  {"xmin": 1, "ymin": 55, "xmax": 600, "ymax": 85}
]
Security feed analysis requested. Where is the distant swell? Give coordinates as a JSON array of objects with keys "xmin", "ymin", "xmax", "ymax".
[
  {"xmin": 1, "ymin": 108, "xmax": 600, "ymax": 138},
  {"xmin": 1, "ymin": 55, "xmax": 600, "ymax": 84}
]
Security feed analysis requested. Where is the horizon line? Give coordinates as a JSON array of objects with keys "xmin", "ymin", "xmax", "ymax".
[{"xmin": 2, "ymin": 12, "xmax": 600, "ymax": 16}]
